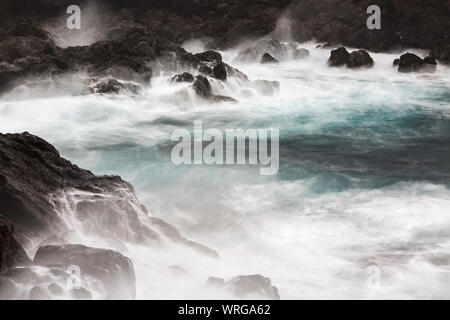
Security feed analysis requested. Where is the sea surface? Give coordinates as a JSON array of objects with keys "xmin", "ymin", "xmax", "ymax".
[{"xmin": 1, "ymin": 42, "xmax": 450, "ymax": 299}]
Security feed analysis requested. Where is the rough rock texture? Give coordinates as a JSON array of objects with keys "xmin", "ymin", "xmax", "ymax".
[
  {"xmin": 328, "ymin": 47, "xmax": 350, "ymax": 67},
  {"xmin": 0, "ymin": 0, "xmax": 292, "ymax": 48},
  {"xmin": 287, "ymin": 0, "xmax": 450, "ymax": 62},
  {"xmin": 207, "ymin": 274, "xmax": 281, "ymax": 299},
  {"xmin": 0, "ymin": 213, "xmax": 31, "ymax": 272},
  {"xmin": 87, "ymin": 78, "xmax": 142, "ymax": 94},
  {"xmin": 347, "ymin": 50, "xmax": 374, "ymax": 68},
  {"xmin": 0, "ymin": 132, "xmax": 217, "ymax": 256},
  {"xmin": 397, "ymin": 53, "xmax": 437, "ymax": 73},
  {"xmin": 329, "ymin": 47, "xmax": 373, "ymax": 68},
  {"xmin": 33, "ymin": 244, "xmax": 136, "ymax": 299},
  {"xmin": 192, "ymin": 75, "xmax": 237, "ymax": 103}
]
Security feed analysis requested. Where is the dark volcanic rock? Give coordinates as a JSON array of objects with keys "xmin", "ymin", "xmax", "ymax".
[
  {"xmin": 34, "ymin": 244, "xmax": 136, "ymax": 300},
  {"xmin": 193, "ymin": 75, "xmax": 212, "ymax": 98},
  {"xmin": 328, "ymin": 47, "xmax": 350, "ymax": 67},
  {"xmin": 398, "ymin": 53, "xmax": 437, "ymax": 73},
  {"xmin": 0, "ymin": 132, "xmax": 217, "ymax": 255},
  {"xmin": 87, "ymin": 78, "xmax": 142, "ymax": 94},
  {"xmin": 347, "ymin": 50, "xmax": 374, "ymax": 68},
  {"xmin": 192, "ymin": 75, "xmax": 236, "ymax": 103},
  {"xmin": 287, "ymin": 0, "xmax": 449, "ymax": 58},
  {"xmin": 171, "ymin": 72, "xmax": 195, "ymax": 83},
  {"xmin": 207, "ymin": 274, "xmax": 280, "ymax": 299},
  {"xmin": 329, "ymin": 47, "xmax": 373, "ymax": 68},
  {"xmin": 0, "ymin": 213, "xmax": 31, "ymax": 272},
  {"xmin": 260, "ymin": 53, "xmax": 278, "ymax": 64}
]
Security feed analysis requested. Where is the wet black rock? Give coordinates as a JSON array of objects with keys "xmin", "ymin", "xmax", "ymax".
[
  {"xmin": 393, "ymin": 58, "xmax": 400, "ymax": 66},
  {"xmin": 0, "ymin": 213, "xmax": 31, "ymax": 272},
  {"xmin": 193, "ymin": 75, "xmax": 212, "ymax": 98},
  {"xmin": 0, "ymin": 132, "xmax": 217, "ymax": 255},
  {"xmin": 329, "ymin": 47, "xmax": 374, "ymax": 68},
  {"xmin": 87, "ymin": 78, "xmax": 142, "ymax": 95},
  {"xmin": 347, "ymin": 50, "xmax": 374, "ymax": 68},
  {"xmin": 171, "ymin": 72, "xmax": 195, "ymax": 83},
  {"xmin": 192, "ymin": 75, "xmax": 237, "ymax": 104},
  {"xmin": 34, "ymin": 244, "xmax": 136, "ymax": 300},
  {"xmin": 328, "ymin": 47, "xmax": 350, "ymax": 67},
  {"xmin": 260, "ymin": 53, "xmax": 278, "ymax": 64},
  {"xmin": 397, "ymin": 53, "xmax": 437, "ymax": 73}
]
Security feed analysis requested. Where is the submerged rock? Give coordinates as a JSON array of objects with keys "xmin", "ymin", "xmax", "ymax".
[
  {"xmin": 397, "ymin": 53, "xmax": 437, "ymax": 73},
  {"xmin": 171, "ymin": 72, "xmax": 195, "ymax": 83},
  {"xmin": 236, "ymin": 39, "xmax": 294, "ymax": 63},
  {"xmin": 34, "ymin": 244, "xmax": 136, "ymax": 300},
  {"xmin": 250, "ymin": 80, "xmax": 280, "ymax": 96},
  {"xmin": 207, "ymin": 275, "xmax": 280, "ymax": 300},
  {"xmin": 260, "ymin": 53, "xmax": 279, "ymax": 64},
  {"xmin": 0, "ymin": 132, "xmax": 217, "ymax": 254},
  {"xmin": 292, "ymin": 48, "xmax": 310, "ymax": 59},
  {"xmin": 87, "ymin": 78, "xmax": 142, "ymax": 95}
]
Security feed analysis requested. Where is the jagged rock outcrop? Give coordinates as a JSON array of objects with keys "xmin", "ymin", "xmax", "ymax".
[
  {"xmin": 0, "ymin": 213, "xmax": 31, "ymax": 272},
  {"xmin": 192, "ymin": 75, "xmax": 237, "ymax": 103},
  {"xmin": 0, "ymin": 132, "xmax": 217, "ymax": 257},
  {"xmin": 397, "ymin": 53, "xmax": 437, "ymax": 73},
  {"xmin": 207, "ymin": 274, "xmax": 281, "ymax": 300},
  {"xmin": 287, "ymin": 0, "xmax": 450, "ymax": 64}
]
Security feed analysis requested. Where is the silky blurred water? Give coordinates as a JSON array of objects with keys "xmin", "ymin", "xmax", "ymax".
[{"xmin": 1, "ymin": 43, "xmax": 450, "ymax": 299}]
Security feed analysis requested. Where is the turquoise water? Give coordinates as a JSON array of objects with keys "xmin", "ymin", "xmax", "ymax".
[{"xmin": 1, "ymin": 43, "xmax": 450, "ymax": 298}]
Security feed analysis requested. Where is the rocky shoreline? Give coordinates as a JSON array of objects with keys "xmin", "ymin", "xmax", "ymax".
[{"xmin": 0, "ymin": 0, "xmax": 448, "ymax": 300}]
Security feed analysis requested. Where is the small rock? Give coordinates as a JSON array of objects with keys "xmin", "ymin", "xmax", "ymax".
[
  {"xmin": 292, "ymin": 48, "xmax": 310, "ymax": 59},
  {"xmin": 260, "ymin": 53, "xmax": 278, "ymax": 64},
  {"xmin": 171, "ymin": 72, "xmax": 195, "ymax": 83},
  {"xmin": 347, "ymin": 50, "xmax": 374, "ymax": 68},
  {"xmin": 328, "ymin": 47, "xmax": 350, "ymax": 67}
]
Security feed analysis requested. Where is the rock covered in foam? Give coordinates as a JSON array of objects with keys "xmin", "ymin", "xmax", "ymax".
[
  {"xmin": 0, "ymin": 213, "xmax": 31, "ymax": 273},
  {"xmin": 33, "ymin": 244, "xmax": 136, "ymax": 300},
  {"xmin": 207, "ymin": 274, "xmax": 280, "ymax": 299}
]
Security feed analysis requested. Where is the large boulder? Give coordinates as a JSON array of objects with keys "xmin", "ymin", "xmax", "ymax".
[
  {"xmin": 0, "ymin": 213, "xmax": 31, "ymax": 272},
  {"xmin": 192, "ymin": 75, "xmax": 236, "ymax": 103},
  {"xmin": 347, "ymin": 50, "xmax": 374, "ymax": 68},
  {"xmin": 33, "ymin": 244, "xmax": 136, "ymax": 300},
  {"xmin": 0, "ymin": 132, "xmax": 216, "ymax": 255},
  {"xmin": 329, "ymin": 47, "xmax": 374, "ymax": 68},
  {"xmin": 328, "ymin": 47, "xmax": 350, "ymax": 67},
  {"xmin": 397, "ymin": 53, "xmax": 437, "ymax": 73}
]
